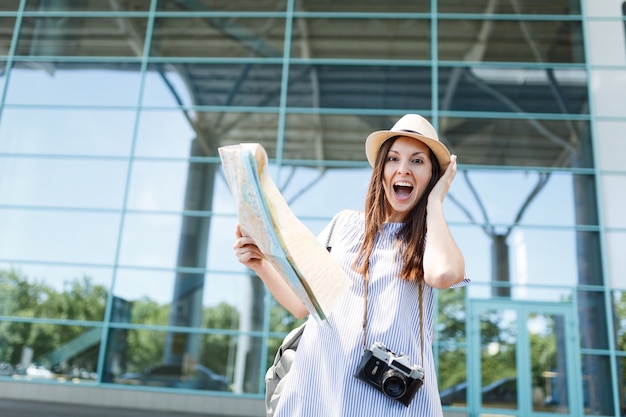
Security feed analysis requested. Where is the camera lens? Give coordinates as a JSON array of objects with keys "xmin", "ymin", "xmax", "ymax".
[{"xmin": 381, "ymin": 370, "xmax": 407, "ymax": 398}]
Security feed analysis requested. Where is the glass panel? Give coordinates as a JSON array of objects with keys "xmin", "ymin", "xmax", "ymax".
[
  {"xmin": 294, "ymin": 0, "xmax": 429, "ymax": 13},
  {"xmin": 454, "ymin": 226, "xmax": 597, "ymax": 289},
  {"xmin": 468, "ymin": 283, "xmax": 573, "ymax": 304},
  {"xmin": 25, "ymin": 0, "xmax": 150, "ymax": 11},
  {"xmin": 112, "ymin": 269, "xmax": 264, "ymax": 331},
  {"xmin": 438, "ymin": 346, "xmax": 468, "ymax": 406},
  {"xmin": 439, "ymin": 19, "xmax": 584, "ymax": 63},
  {"xmin": 140, "ymin": 69, "xmax": 194, "ymax": 107},
  {"xmin": 596, "ymin": 120, "xmax": 626, "ymax": 171},
  {"xmin": 126, "ymin": 160, "xmax": 189, "ymax": 211},
  {"xmin": 118, "ymin": 213, "xmax": 183, "ymax": 268},
  {"xmin": 437, "ymin": 286, "xmax": 468, "ymax": 344},
  {"xmin": 143, "ymin": 63, "xmax": 283, "ymax": 107},
  {"xmin": 528, "ymin": 313, "xmax": 569, "ymax": 413},
  {"xmin": 578, "ymin": 290, "xmax": 609, "ymax": 350},
  {"xmin": 591, "ymin": 69, "xmax": 626, "ymax": 118},
  {"xmin": 272, "ymin": 166, "xmax": 370, "ymax": 219},
  {"xmin": 5, "ymin": 63, "xmax": 143, "ymax": 106},
  {"xmin": 291, "ymin": 18, "xmax": 430, "ymax": 60},
  {"xmin": 614, "ymin": 291, "xmax": 626, "ymax": 351},
  {"xmin": 158, "ymin": 0, "xmax": 287, "ymax": 12},
  {"xmin": 151, "ymin": 17, "xmax": 285, "ymax": 58},
  {"xmin": 135, "ymin": 110, "xmax": 279, "ymax": 159},
  {"xmin": 0, "ymin": 108, "xmax": 135, "ymax": 156},
  {"xmin": 449, "ymin": 171, "xmax": 591, "ymax": 226},
  {"xmin": 0, "ymin": 268, "xmax": 108, "ymax": 320},
  {"xmin": 438, "ymin": 67, "xmax": 588, "ymax": 115},
  {"xmin": 0, "ymin": 60, "xmax": 6, "ymax": 93},
  {"xmin": 0, "ymin": 17, "xmax": 15, "ymax": 50},
  {"xmin": 0, "ymin": 262, "xmax": 113, "ymax": 303},
  {"xmin": 0, "ymin": 323, "xmax": 101, "ymax": 383},
  {"xmin": 0, "ymin": 1, "xmax": 19, "ymax": 11},
  {"xmin": 581, "ymin": 354, "xmax": 614, "ymax": 415},
  {"xmin": 480, "ymin": 308, "xmax": 518, "ymax": 409},
  {"xmin": 0, "ymin": 209, "xmax": 120, "ymax": 264},
  {"xmin": 607, "ymin": 232, "xmax": 626, "ymax": 289},
  {"xmin": 16, "ymin": 17, "xmax": 147, "ymax": 57},
  {"xmin": 134, "ymin": 111, "xmax": 196, "ymax": 158},
  {"xmin": 286, "ymin": 66, "xmax": 432, "ymax": 109},
  {"xmin": 108, "ymin": 329, "xmax": 262, "ymax": 393},
  {"xmin": 618, "ymin": 356, "xmax": 626, "ymax": 413},
  {"xmin": 0, "ymin": 157, "xmax": 128, "ymax": 208},
  {"xmin": 602, "ymin": 175, "xmax": 626, "ymax": 229},
  {"xmin": 439, "ymin": 117, "xmax": 593, "ymax": 168},
  {"xmin": 439, "ymin": 0, "xmax": 581, "ymax": 14}
]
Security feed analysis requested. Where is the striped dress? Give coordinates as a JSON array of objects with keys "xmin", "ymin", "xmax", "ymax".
[{"xmin": 274, "ymin": 210, "xmax": 466, "ymax": 417}]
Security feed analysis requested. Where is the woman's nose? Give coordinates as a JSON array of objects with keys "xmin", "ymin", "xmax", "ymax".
[{"xmin": 397, "ymin": 160, "xmax": 410, "ymax": 174}]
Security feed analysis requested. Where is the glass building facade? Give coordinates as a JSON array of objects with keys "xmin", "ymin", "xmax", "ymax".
[{"xmin": 0, "ymin": 1, "xmax": 624, "ymax": 416}]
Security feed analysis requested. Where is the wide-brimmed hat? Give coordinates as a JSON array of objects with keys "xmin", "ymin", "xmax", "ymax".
[{"xmin": 365, "ymin": 114, "xmax": 451, "ymax": 171}]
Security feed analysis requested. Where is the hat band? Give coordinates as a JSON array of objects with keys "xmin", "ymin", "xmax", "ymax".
[{"xmin": 400, "ymin": 128, "xmax": 423, "ymax": 136}]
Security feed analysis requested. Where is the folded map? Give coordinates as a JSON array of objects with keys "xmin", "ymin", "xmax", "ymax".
[{"xmin": 218, "ymin": 143, "xmax": 351, "ymax": 322}]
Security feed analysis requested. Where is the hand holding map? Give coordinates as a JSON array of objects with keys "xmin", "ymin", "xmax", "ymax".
[{"xmin": 218, "ymin": 143, "xmax": 351, "ymax": 322}]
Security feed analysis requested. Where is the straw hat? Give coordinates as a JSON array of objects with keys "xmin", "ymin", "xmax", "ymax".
[{"xmin": 365, "ymin": 114, "xmax": 451, "ymax": 171}]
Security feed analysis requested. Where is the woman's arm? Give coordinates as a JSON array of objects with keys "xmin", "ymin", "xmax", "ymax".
[
  {"xmin": 423, "ymin": 155, "xmax": 466, "ymax": 289},
  {"xmin": 233, "ymin": 224, "xmax": 309, "ymax": 318}
]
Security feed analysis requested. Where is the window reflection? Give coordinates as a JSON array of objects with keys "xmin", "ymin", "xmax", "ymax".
[
  {"xmin": 290, "ymin": 18, "xmax": 430, "ymax": 60},
  {"xmin": 614, "ymin": 291, "xmax": 626, "ymax": 352},
  {"xmin": 158, "ymin": 0, "xmax": 287, "ymax": 12},
  {"xmin": 480, "ymin": 308, "xmax": 518, "ymax": 409},
  {"xmin": 438, "ymin": 346, "xmax": 468, "ymax": 406},
  {"xmin": 112, "ymin": 269, "xmax": 263, "ymax": 331},
  {"xmin": 0, "ymin": 268, "xmax": 108, "ymax": 320},
  {"xmin": 438, "ymin": 0, "xmax": 580, "ymax": 14},
  {"xmin": 16, "ymin": 17, "xmax": 147, "ymax": 57},
  {"xmin": 0, "ymin": 209, "xmax": 120, "ymax": 264},
  {"xmin": 528, "ymin": 313, "xmax": 569, "ymax": 413},
  {"xmin": 0, "ymin": 322, "xmax": 101, "ymax": 384},
  {"xmin": 286, "ymin": 65, "xmax": 432, "ymax": 109},
  {"xmin": 0, "ymin": 18, "xmax": 15, "ymax": 46},
  {"xmin": 440, "ymin": 117, "xmax": 592, "ymax": 168},
  {"xmin": 581, "ymin": 354, "xmax": 614, "ymax": 415},
  {"xmin": 438, "ymin": 67, "xmax": 588, "ymax": 115},
  {"xmin": 107, "ymin": 329, "xmax": 264, "ymax": 394},
  {"xmin": 0, "ymin": 108, "xmax": 136, "ymax": 156},
  {"xmin": 5, "ymin": 64, "xmax": 143, "ymax": 106},
  {"xmin": 438, "ymin": 19, "xmax": 584, "ymax": 63},
  {"xmin": 143, "ymin": 63, "xmax": 284, "ymax": 107},
  {"xmin": 25, "ymin": 0, "xmax": 150, "ymax": 11},
  {"xmin": 0, "ymin": 157, "xmax": 128, "ymax": 208},
  {"xmin": 151, "ymin": 18, "xmax": 285, "ymax": 58}
]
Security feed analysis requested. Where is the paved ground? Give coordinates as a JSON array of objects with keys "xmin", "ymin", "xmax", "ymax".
[{"xmin": 0, "ymin": 398, "xmax": 218, "ymax": 417}]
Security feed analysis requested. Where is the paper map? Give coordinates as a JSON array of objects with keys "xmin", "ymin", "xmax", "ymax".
[{"xmin": 218, "ymin": 143, "xmax": 351, "ymax": 322}]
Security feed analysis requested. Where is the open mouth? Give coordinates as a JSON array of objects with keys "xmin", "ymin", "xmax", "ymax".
[{"xmin": 393, "ymin": 181, "xmax": 414, "ymax": 199}]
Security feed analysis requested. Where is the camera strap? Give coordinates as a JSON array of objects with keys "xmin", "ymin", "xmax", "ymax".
[{"xmin": 361, "ymin": 273, "xmax": 425, "ymax": 366}]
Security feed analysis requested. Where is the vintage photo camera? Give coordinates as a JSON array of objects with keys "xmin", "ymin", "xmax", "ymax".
[{"xmin": 354, "ymin": 342, "xmax": 424, "ymax": 407}]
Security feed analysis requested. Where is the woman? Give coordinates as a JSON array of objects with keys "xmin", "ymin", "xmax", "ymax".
[{"xmin": 233, "ymin": 114, "xmax": 468, "ymax": 416}]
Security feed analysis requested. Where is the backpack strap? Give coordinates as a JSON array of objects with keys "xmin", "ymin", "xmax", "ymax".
[{"xmin": 326, "ymin": 209, "xmax": 353, "ymax": 252}]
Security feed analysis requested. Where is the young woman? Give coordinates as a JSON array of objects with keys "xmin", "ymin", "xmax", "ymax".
[{"xmin": 234, "ymin": 114, "xmax": 468, "ymax": 416}]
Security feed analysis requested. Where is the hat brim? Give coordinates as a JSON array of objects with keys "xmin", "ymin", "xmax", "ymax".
[{"xmin": 365, "ymin": 130, "xmax": 451, "ymax": 171}]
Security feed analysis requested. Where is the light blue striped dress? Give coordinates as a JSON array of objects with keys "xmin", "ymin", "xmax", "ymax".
[{"xmin": 274, "ymin": 210, "xmax": 467, "ymax": 417}]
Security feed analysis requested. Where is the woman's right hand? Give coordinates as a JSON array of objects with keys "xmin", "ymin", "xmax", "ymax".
[{"xmin": 233, "ymin": 224, "xmax": 265, "ymax": 271}]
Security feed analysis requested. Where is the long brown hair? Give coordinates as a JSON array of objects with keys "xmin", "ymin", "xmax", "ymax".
[{"xmin": 353, "ymin": 136, "xmax": 441, "ymax": 282}]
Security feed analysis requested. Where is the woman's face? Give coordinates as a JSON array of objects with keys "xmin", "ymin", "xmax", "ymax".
[{"xmin": 382, "ymin": 136, "xmax": 434, "ymax": 222}]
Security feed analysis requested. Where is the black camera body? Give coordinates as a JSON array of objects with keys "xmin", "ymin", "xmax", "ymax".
[{"xmin": 354, "ymin": 342, "xmax": 424, "ymax": 407}]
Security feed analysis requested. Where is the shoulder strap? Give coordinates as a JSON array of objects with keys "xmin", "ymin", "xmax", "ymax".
[{"xmin": 326, "ymin": 209, "xmax": 353, "ymax": 252}]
